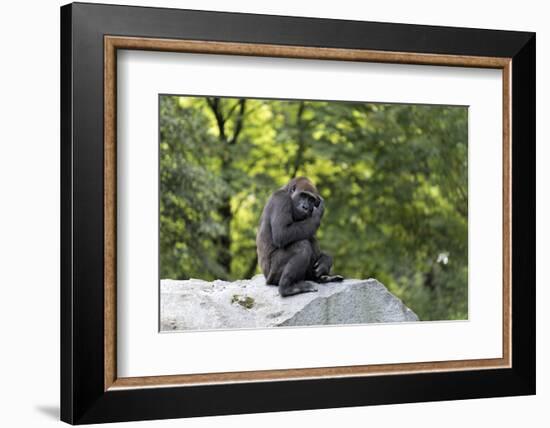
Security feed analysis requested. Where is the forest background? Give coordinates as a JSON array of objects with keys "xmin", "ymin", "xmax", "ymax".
[{"xmin": 160, "ymin": 95, "xmax": 468, "ymax": 320}]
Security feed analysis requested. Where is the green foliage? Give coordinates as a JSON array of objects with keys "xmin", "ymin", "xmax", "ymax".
[{"xmin": 160, "ymin": 95, "xmax": 468, "ymax": 320}]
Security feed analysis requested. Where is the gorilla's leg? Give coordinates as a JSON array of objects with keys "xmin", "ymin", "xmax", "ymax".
[{"xmin": 277, "ymin": 240, "xmax": 318, "ymax": 297}]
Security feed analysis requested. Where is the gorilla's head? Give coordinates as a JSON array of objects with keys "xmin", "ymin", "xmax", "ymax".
[{"xmin": 285, "ymin": 177, "xmax": 322, "ymax": 221}]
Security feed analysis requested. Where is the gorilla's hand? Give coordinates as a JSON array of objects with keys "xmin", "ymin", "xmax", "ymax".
[{"xmin": 312, "ymin": 197, "xmax": 325, "ymax": 223}]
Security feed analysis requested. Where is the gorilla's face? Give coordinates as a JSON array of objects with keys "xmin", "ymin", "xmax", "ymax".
[{"xmin": 292, "ymin": 191, "xmax": 320, "ymax": 220}]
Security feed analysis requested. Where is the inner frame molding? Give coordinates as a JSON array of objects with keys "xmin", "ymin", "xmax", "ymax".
[{"xmin": 104, "ymin": 35, "xmax": 512, "ymax": 391}]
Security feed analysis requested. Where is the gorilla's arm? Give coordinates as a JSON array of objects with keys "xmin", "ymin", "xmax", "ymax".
[{"xmin": 269, "ymin": 192, "xmax": 322, "ymax": 248}]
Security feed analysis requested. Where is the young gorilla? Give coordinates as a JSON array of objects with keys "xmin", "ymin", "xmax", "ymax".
[{"xmin": 256, "ymin": 177, "xmax": 343, "ymax": 297}]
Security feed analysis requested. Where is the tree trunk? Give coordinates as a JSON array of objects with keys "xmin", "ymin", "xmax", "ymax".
[
  {"xmin": 206, "ymin": 97, "xmax": 247, "ymax": 279},
  {"xmin": 218, "ymin": 192, "xmax": 232, "ymax": 277}
]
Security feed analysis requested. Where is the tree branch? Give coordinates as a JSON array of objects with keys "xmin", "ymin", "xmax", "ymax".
[
  {"xmin": 291, "ymin": 101, "xmax": 307, "ymax": 178},
  {"xmin": 229, "ymin": 99, "xmax": 246, "ymax": 145},
  {"xmin": 206, "ymin": 97, "xmax": 228, "ymax": 143}
]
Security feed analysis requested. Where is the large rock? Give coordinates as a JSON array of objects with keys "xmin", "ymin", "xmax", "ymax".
[{"xmin": 161, "ymin": 274, "xmax": 418, "ymax": 331}]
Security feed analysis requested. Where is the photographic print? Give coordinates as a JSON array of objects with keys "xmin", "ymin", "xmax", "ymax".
[
  {"xmin": 62, "ymin": 6, "xmax": 534, "ymax": 422},
  {"xmin": 159, "ymin": 95, "xmax": 468, "ymax": 332}
]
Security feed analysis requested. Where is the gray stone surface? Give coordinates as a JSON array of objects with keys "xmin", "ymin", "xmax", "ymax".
[{"xmin": 161, "ymin": 274, "xmax": 419, "ymax": 331}]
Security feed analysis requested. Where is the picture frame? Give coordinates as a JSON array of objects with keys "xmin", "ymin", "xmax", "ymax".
[{"xmin": 60, "ymin": 2, "xmax": 535, "ymax": 424}]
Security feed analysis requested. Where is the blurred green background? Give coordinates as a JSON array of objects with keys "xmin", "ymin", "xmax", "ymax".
[{"xmin": 160, "ymin": 95, "xmax": 468, "ymax": 321}]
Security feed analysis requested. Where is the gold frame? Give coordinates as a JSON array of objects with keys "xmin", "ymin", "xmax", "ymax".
[{"xmin": 104, "ymin": 36, "xmax": 512, "ymax": 391}]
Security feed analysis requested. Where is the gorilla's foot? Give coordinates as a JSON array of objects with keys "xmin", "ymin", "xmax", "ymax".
[
  {"xmin": 279, "ymin": 281, "xmax": 318, "ymax": 297},
  {"xmin": 317, "ymin": 274, "xmax": 344, "ymax": 283}
]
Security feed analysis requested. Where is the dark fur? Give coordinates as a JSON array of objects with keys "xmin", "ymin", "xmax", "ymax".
[{"xmin": 256, "ymin": 177, "xmax": 343, "ymax": 297}]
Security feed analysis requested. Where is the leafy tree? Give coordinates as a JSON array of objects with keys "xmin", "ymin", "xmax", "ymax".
[{"xmin": 160, "ymin": 95, "xmax": 468, "ymax": 320}]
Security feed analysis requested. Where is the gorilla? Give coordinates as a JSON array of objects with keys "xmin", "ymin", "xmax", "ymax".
[{"xmin": 256, "ymin": 177, "xmax": 343, "ymax": 297}]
